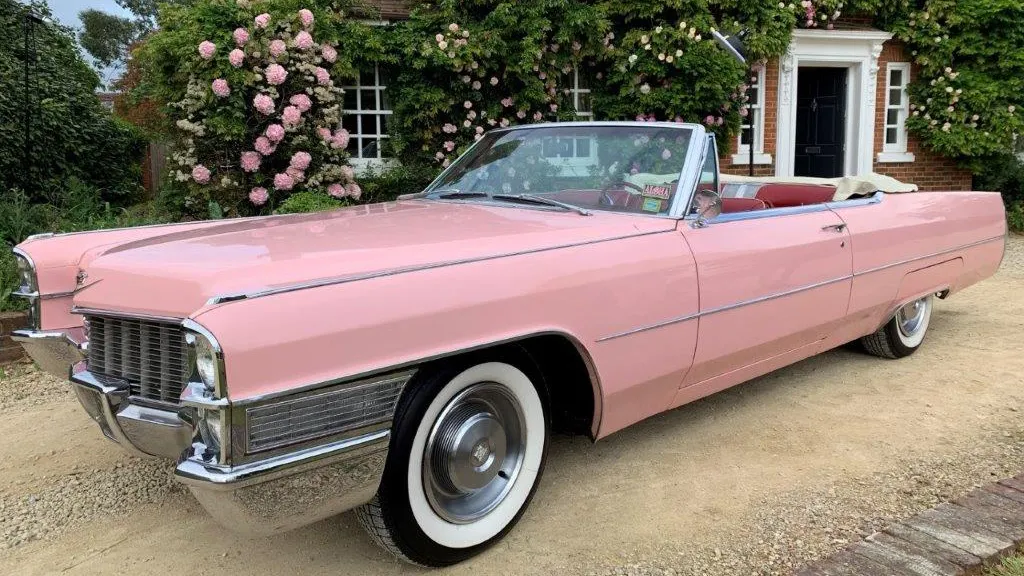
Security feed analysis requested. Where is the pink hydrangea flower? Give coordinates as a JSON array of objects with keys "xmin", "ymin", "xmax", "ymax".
[
  {"xmin": 442, "ymin": 123, "xmax": 457, "ymax": 133},
  {"xmin": 211, "ymin": 78, "xmax": 230, "ymax": 98},
  {"xmin": 192, "ymin": 164, "xmax": 211, "ymax": 184},
  {"xmin": 463, "ymin": 100, "xmax": 473, "ymax": 109},
  {"xmin": 501, "ymin": 97, "xmax": 513, "ymax": 108},
  {"xmin": 294, "ymin": 31, "xmax": 314, "ymax": 50},
  {"xmin": 249, "ymin": 187, "xmax": 269, "ymax": 206},
  {"xmin": 229, "ymin": 48, "xmax": 245, "ymax": 67},
  {"xmin": 331, "ymin": 129, "xmax": 350, "ymax": 149},
  {"xmin": 265, "ymin": 64, "xmax": 288, "ymax": 85},
  {"xmin": 435, "ymin": 151, "xmax": 445, "ymax": 160},
  {"xmin": 289, "ymin": 151, "xmax": 312, "ymax": 170},
  {"xmin": 254, "ymin": 93, "xmax": 275, "ymax": 115},
  {"xmin": 289, "ymin": 94, "xmax": 312, "ymax": 112},
  {"xmin": 286, "ymin": 166, "xmax": 305, "ymax": 182},
  {"xmin": 265, "ymin": 124, "xmax": 285, "ymax": 142},
  {"xmin": 345, "ymin": 183, "xmax": 362, "ymax": 200},
  {"xmin": 327, "ymin": 183, "xmax": 345, "ymax": 198},
  {"xmin": 314, "ymin": 67, "xmax": 331, "ymax": 85},
  {"xmin": 298, "ymin": 9, "xmax": 314, "ymax": 28},
  {"xmin": 549, "ymin": 103, "xmax": 558, "ymax": 112},
  {"xmin": 240, "ymin": 151, "xmax": 261, "ymax": 172},
  {"xmin": 198, "ymin": 41, "xmax": 216, "ymax": 60},
  {"xmin": 233, "ymin": 28, "xmax": 249, "ymax": 47},
  {"xmin": 317, "ymin": 127, "xmax": 332, "ymax": 141},
  {"xmin": 254, "ymin": 13, "xmax": 271, "ymax": 28},
  {"xmin": 269, "ymin": 40, "xmax": 287, "ymax": 58},
  {"xmin": 321, "ymin": 44, "xmax": 337, "ymax": 63},
  {"xmin": 533, "ymin": 111, "xmax": 543, "ymax": 121},
  {"xmin": 443, "ymin": 140, "xmax": 456, "ymax": 151},
  {"xmin": 704, "ymin": 115, "xmax": 715, "ymax": 125},
  {"xmin": 516, "ymin": 110, "xmax": 526, "ymax": 119},
  {"xmin": 273, "ymin": 172, "xmax": 295, "ymax": 190},
  {"xmin": 255, "ymin": 136, "xmax": 275, "ymax": 155},
  {"xmin": 282, "ymin": 105, "xmax": 302, "ymax": 127},
  {"xmin": 340, "ymin": 165, "xmax": 355, "ymax": 181}
]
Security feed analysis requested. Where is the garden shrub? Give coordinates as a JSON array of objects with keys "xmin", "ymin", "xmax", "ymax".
[{"xmin": 0, "ymin": 0, "xmax": 147, "ymax": 202}]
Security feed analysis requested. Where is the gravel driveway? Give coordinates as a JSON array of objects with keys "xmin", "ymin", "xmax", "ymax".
[{"xmin": 2, "ymin": 236, "xmax": 1023, "ymax": 576}]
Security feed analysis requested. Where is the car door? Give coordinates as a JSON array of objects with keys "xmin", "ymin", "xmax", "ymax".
[{"xmin": 678, "ymin": 142, "xmax": 853, "ymax": 388}]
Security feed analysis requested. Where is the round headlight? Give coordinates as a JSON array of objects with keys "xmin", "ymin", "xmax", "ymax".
[
  {"xmin": 194, "ymin": 334, "xmax": 218, "ymax": 389},
  {"xmin": 15, "ymin": 254, "xmax": 36, "ymax": 293}
]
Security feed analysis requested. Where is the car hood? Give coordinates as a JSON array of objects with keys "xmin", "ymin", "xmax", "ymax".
[{"xmin": 73, "ymin": 200, "xmax": 675, "ymax": 318}]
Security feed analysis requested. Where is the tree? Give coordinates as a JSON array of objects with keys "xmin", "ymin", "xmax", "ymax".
[{"xmin": 79, "ymin": 0, "xmax": 190, "ymax": 71}]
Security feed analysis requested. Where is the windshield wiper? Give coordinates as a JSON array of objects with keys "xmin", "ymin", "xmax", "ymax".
[
  {"xmin": 492, "ymin": 193, "xmax": 592, "ymax": 216},
  {"xmin": 434, "ymin": 189, "xmax": 489, "ymax": 200}
]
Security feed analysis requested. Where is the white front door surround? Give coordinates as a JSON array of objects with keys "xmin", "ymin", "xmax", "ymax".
[{"xmin": 776, "ymin": 29, "xmax": 892, "ymax": 178}]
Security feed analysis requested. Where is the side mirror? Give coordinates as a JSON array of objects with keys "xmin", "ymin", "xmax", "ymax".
[{"xmin": 691, "ymin": 189, "xmax": 722, "ymax": 227}]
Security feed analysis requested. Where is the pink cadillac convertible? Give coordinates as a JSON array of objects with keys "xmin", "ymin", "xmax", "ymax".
[{"xmin": 11, "ymin": 122, "xmax": 1006, "ymax": 566}]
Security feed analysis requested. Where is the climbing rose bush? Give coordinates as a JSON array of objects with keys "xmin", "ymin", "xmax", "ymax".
[{"xmin": 139, "ymin": 0, "xmax": 361, "ymax": 216}]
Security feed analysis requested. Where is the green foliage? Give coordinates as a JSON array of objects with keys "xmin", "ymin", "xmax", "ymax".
[
  {"xmin": 78, "ymin": 9, "xmax": 145, "ymax": 68},
  {"xmin": 973, "ymin": 154, "xmax": 1024, "ymax": 232},
  {"xmin": 890, "ymin": 0, "xmax": 1024, "ymax": 161},
  {"xmin": 0, "ymin": 0, "xmax": 147, "ymax": 202},
  {"xmin": 274, "ymin": 190, "xmax": 343, "ymax": 213},
  {"xmin": 986, "ymin": 552, "xmax": 1024, "ymax": 576}
]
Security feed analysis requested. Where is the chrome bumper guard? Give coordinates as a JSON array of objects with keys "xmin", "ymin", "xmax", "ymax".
[
  {"xmin": 13, "ymin": 328, "xmax": 395, "ymax": 534},
  {"xmin": 174, "ymin": 430, "xmax": 390, "ymax": 535}
]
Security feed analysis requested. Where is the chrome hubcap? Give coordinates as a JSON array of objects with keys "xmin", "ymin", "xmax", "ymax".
[
  {"xmin": 423, "ymin": 383, "xmax": 526, "ymax": 524},
  {"xmin": 897, "ymin": 297, "xmax": 929, "ymax": 337}
]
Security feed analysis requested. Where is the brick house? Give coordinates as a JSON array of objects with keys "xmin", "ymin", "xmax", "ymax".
[{"xmin": 359, "ymin": 3, "xmax": 971, "ymax": 191}]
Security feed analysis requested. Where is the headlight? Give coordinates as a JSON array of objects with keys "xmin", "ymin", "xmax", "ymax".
[
  {"xmin": 198, "ymin": 408, "xmax": 224, "ymax": 454},
  {"xmin": 194, "ymin": 334, "xmax": 218, "ymax": 390},
  {"xmin": 15, "ymin": 253, "xmax": 37, "ymax": 293}
]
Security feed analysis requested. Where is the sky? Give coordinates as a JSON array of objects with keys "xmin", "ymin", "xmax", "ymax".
[{"xmin": 44, "ymin": 0, "xmax": 134, "ymax": 86}]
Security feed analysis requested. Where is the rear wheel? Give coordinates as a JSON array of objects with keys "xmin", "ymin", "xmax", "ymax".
[
  {"xmin": 860, "ymin": 295, "xmax": 934, "ymax": 359},
  {"xmin": 357, "ymin": 358, "xmax": 548, "ymax": 566}
]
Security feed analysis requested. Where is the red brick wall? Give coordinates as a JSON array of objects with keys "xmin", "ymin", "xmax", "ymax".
[
  {"xmin": 721, "ymin": 58, "xmax": 779, "ymax": 177},
  {"xmin": 871, "ymin": 41, "xmax": 972, "ymax": 191}
]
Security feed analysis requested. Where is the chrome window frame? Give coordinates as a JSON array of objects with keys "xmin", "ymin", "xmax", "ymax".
[{"xmin": 421, "ymin": 121, "xmax": 709, "ymax": 220}]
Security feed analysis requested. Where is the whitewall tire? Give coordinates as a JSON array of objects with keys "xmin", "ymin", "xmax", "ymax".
[
  {"xmin": 861, "ymin": 295, "xmax": 934, "ymax": 359},
  {"xmin": 357, "ymin": 354, "xmax": 549, "ymax": 566}
]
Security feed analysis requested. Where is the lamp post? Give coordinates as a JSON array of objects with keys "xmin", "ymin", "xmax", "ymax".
[
  {"xmin": 21, "ymin": 8, "xmax": 44, "ymax": 196},
  {"xmin": 712, "ymin": 30, "xmax": 753, "ymax": 176}
]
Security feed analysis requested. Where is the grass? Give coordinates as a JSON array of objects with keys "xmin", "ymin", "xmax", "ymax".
[{"xmin": 987, "ymin": 552, "xmax": 1024, "ymax": 576}]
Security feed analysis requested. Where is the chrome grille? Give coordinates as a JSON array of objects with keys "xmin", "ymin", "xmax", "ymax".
[
  {"xmin": 86, "ymin": 315, "xmax": 189, "ymax": 403},
  {"xmin": 246, "ymin": 374, "xmax": 410, "ymax": 453}
]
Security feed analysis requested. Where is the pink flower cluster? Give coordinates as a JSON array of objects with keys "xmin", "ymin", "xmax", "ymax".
[
  {"xmin": 289, "ymin": 94, "xmax": 312, "ymax": 112},
  {"xmin": 290, "ymin": 151, "xmax": 312, "ymax": 170},
  {"xmin": 294, "ymin": 31, "xmax": 314, "ymax": 51},
  {"xmin": 265, "ymin": 124, "xmax": 285, "ymax": 142},
  {"xmin": 255, "ymin": 136, "xmax": 275, "ymax": 155},
  {"xmin": 254, "ymin": 93, "xmax": 275, "ymax": 115},
  {"xmin": 192, "ymin": 164, "xmax": 211, "ymax": 184},
  {"xmin": 265, "ymin": 64, "xmax": 288, "ymax": 85},
  {"xmin": 327, "ymin": 183, "xmax": 362, "ymax": 199},
  {"xmin": 269, "ymin": 39, "xmax": 287, "ymax": 58},
  {"xmin": 198, "ymin": 41, "xmax": 216, "ymax": 60},
  {"xmin": 282, "ymin": 105, "xmax": 302, "ymax": 127},
  {"xmin": 321, "ymin": 44, "xmax": 337, "ymax": 63},
  {"xmin": 240, "ymin": 151, "xmax": 261, "ymax": 172},
  {"xmin": 211, "ymin": 78, "xmax": 230, "ymax": 98},
  {"xmin": 229, "ymin": 48, "xmax": 245, "ymax": 67},
  {"xmin": 274, "ymin": 172, "xmax": 295, "ymax": 191},
  {"xmin": 233, "ymin": 28, "xmax": 249, "ymax": 47},
  {"xmin": 314, "ymin": 67, "xmax": 331, "ymax": 85},
  {"xmin": 254, "ymin": 13, "xmax": 270, "ymax": 28},
  {"xmin": 249, "ymin": 187, "xmax": 269, "ymax": 206},
  {"xmin": 298, "ymin": 9, "xmax": 314, "ymax": 28}
]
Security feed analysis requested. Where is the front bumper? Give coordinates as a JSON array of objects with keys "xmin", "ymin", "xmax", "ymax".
[{"xmin": 13, "ymin": 328, "xmax": 393, "ymax": 534}]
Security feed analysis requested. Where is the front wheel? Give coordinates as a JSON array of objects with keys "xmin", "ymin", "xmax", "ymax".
[
  {"xmin": 860, "ymin": 295, "xmax": 934, "ymax": 359},
  {"xmin": 357, "ymin": 359, "xmax": 548, "ymax": 566}
]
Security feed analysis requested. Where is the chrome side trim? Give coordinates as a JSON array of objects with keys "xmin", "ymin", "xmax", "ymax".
[
  {"xmin": 207, "ymin": 229, "xmax": 675, "ymax": 305},
  {"xmin": 708, "ymin": 201, "xmax": 832, "ymax": 223},
  {"xmin": 70, "ymin": 306, "xmax": 184, "ymax": 323},
  {"xmin": 595, "ymin": 234, "xmax": 1005, "ymax": 343},
  {"xmin": 853, "ymin": 234, "xmax": 1006, "ymax": 277},
  {"xmin": 595, "ymin": 274, "xmax": 853, "ymax": 342},
  {"xmin": 12, "ymin": 289, "xmax": 77, "ymax": 300}
]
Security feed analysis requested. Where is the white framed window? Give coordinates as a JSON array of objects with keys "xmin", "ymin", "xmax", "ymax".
[
  {"xmin": 543, "ymin": 67, "xmax": 597, "ymax": 175},
  {"xmin": 877, "ymin": 62, "xmax": 915, "ymax": 163},
  {"xmin": 341, "ymin": 65, "xmax": 395, "ymax": 170},
  {"xmin": 732, "ymin": 65, "xmax": 771, "ymax": 165}
]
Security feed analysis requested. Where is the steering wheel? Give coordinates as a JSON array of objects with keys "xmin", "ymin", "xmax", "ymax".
[
  {"xmin": 622, "ymin": 181, "xmax": 644, "ymax": 194},
  {"xmin": 600, "ymin": 180, "xmax": 645, "ymax": 208}
]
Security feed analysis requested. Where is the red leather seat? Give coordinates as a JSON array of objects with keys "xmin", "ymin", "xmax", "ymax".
[
  {"xmin": 720, "ymin": 197, "xmax": 768, "ymax": 213},
  {"xmin": 754, "ymin": 183, "xmax": 836, "ymax": 208}
]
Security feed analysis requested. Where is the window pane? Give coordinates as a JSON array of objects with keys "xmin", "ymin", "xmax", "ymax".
[
  {"xmin": 889, "ymin": 69, "xmax": 903, "ymax": 87},
  {"xmin": 349, "ymin": 137, "xmax": 361, "ymax": 157},
  {"xmin": 343, "ymin": 89, "xmax": 357, "ymax": 111},
  {"xmin": 361, "ymin": 139, "xmax": 380, "ymax": 159},
  {"xmin": 361, "ymin": 114, "xmax": 378, "ymax": 136},
  {"xmin": 360, "ymin": 67, "xmax": 375, "ymax": 86},
  {"xmin": 748, "ymin": 87, "xmax": 759, "ymax": 103},
  {"xmin": 885, "ymin": 127, "xmax": 898, "ymax": 144},
  {"xmin": 577, "ymin": 92, "xmax": 592, "ymax": 113},
  {"xmin": 361, "ymin": 90, "xmax": 377, "ymax": 111},
  {"xmin": 886, "ymin": 109, "xmax": 900, "ymax": 126},
  {"xmin": 576, "ymin": 138, "xmax": 590, "ymax": 156},
  {"xmin": 740, "ymin": 125, "xmax": 752, "ymax": 146},
  {"xmin": 342, "ymin": 114, "xmax": 358, "ymax": 135},
  {"xmin": 380, "ymin": 88, "xmax": 391, "ymax": 111},
  {"xmin": 577, "ymin": 71, "xmax": 591, "ymax": 90},
  {"xmin": 889, "ymin": 88, "xmax": 902, "ymax": 106},
  {"xmin": 380, "ymin": 114, "xmax": 389, "ymax": 136}
]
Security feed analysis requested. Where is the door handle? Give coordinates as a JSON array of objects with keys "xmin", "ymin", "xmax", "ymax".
[{"xmin": 822, "ymin": 223, "xmax": 847, "ymax": 233}]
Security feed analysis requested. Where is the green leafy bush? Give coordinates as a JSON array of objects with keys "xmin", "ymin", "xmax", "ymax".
[
  {"xmin": 0, "ymin": 0, "xmax": 147, "ymax": 202},
  {"xmin": 274, "ymin": 190, "xmax": 343, "ymax": 213}
]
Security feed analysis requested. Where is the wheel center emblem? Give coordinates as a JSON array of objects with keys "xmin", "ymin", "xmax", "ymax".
[{"xmin": 470, "ymin": 440, "xmax": 491, "ymax": 467}]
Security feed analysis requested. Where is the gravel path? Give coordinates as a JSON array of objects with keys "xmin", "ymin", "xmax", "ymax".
[{"xmin": 0, "ymin": 236, "xmax": 1022, "ymax": 576}]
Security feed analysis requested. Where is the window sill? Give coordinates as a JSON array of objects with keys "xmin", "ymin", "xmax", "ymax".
[
  {"xmin": 730, "ymin": 152, "xmax": 773, "ymax": 166},
  {"xmin": 349, "ymin": 158, "xmax": 399, "ymax": 175},
  {"xmin": 876, "ymin": 151, "xmax": 915, "ymax": 164}
]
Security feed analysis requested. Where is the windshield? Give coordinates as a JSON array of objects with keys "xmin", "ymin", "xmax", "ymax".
[{"xmin": 425, "ymin": 124, "xmax": 696, "ymax": 216}]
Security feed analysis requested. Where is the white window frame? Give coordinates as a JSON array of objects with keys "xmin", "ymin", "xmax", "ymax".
[
  {"xmin": 544, "ymin": 67, "xmax": 598, "ymax": 176},
  {"xmin": 340, "ymin": 64, "xmax": 396, "ymax": 173},
  {"xmin": 877, "ymin": 62, "xmax": 915, "ymax": 163},
  {"xmin": 732, "ymin": 65, "xmax": 772, "ymax": 166}
]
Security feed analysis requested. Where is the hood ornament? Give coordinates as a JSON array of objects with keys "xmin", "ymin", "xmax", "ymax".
[{"xmin": 76, "ymin": 270, "xmax": 88, "ymax": 287}]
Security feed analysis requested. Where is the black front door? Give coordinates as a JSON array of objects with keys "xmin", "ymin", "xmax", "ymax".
[{"xmin": 794, "ymin": 67, "xmax": 847, "ymax": 178}]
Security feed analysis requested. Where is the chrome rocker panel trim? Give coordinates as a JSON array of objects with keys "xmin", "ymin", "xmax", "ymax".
[{"xmin": 175, "ymin": 430, "xmax": 390, "ymax": 535}]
